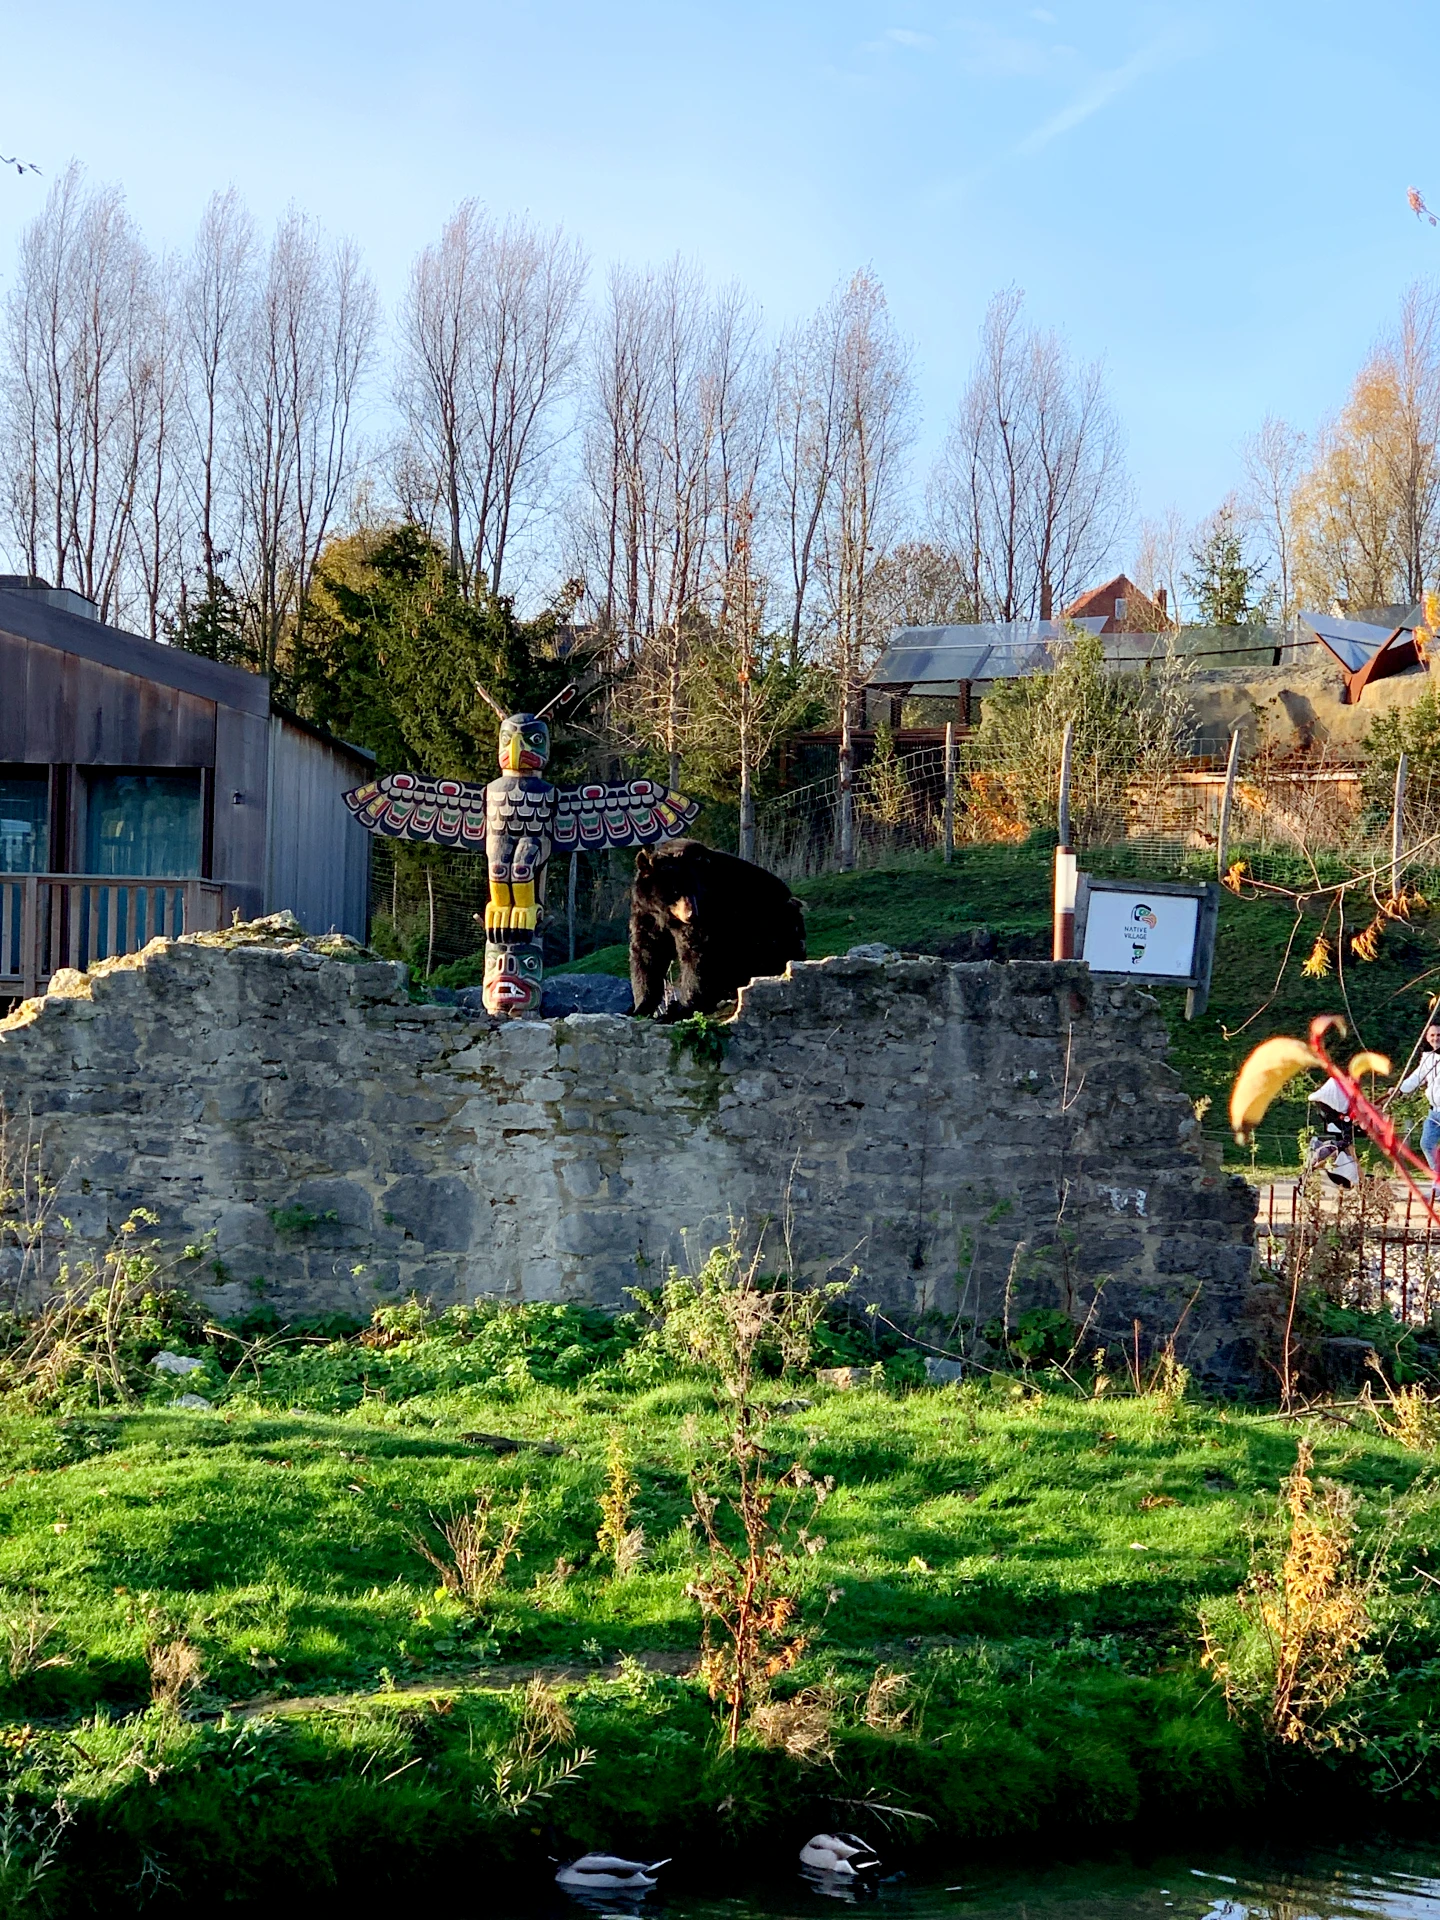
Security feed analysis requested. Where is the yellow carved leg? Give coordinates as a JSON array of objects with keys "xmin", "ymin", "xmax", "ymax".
[
  {"xmin": 506, "ymin": 881, "xmax": 538, "ymax": 931},
  {"xmin": 484, "ymin": 879, "xmax": 514, "ymax": 933}
]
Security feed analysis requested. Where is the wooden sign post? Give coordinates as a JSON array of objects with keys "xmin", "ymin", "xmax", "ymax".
[{"xmin": 1074, "ymin": 873, "xmax": 1220, "ymax": 1021}]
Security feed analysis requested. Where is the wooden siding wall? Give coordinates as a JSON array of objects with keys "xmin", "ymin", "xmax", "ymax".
[
  {"xmin": 0, "ymin": 631, "xmax": 216, "ymax": 766},
  {"xmin": 1, "ymin": 626, "xmax": 268, "ymax": 915},
  {"xmin": 213, "ymin": 709, "xmax": 270, "ymax": 921},
  {"xmin": 265, "ymin": 716, "xmax": 370, "ymax": 940}
]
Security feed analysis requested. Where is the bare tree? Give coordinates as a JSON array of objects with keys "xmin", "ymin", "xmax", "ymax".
[
  {"xmin": 1240, "ymin": 416, "xmax": 1306, "ymax": 623},
  {"xmin": 576, "ymin": 261, "xmax": 767, "ymax": 784},
  {"xmin": 930, "ymin": 288, "xmax": 1127, "ymax": 624},
  {"xmin": 397, "ymin": 202, "xmax": 587, "ymax": 598},
  {"xmin": 773, "ymin": 287, "xmax": 848, "ymax": 664},
  {"xmin": 181, "ymin": 188, "xmax": 254, "ymax": 603},
  {"xmin": 129, "ymin": 262, "xmax": 185, "ymax": 640},
  {"xmin": 1, "ymin": 164, "xmax": 160, "ymax": 622},
  {"xmin": 1381, "ymin": 283, "xmax": 1440, "ymax": 604},
  {"xmin": 1132, "ymin": 508, "xmax": 1187, "ymax": 626},
  {"xmin": 232, "ymin": 211, "xmax": 376, "ymax": 675},
  {"xmin": 866, "ymin": 540, "xmax": 977, "ymax": 633}
]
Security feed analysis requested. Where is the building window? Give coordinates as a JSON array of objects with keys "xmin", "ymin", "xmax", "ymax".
[
  {"xmin": 84, "ymin": 771, "xmax": 202, "ymax": 877},
  {"xmin": 0, "ymin": 769, "xmax": 48, "ymax": 873}
]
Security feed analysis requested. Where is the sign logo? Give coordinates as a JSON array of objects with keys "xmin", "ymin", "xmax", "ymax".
[{"xmin": 1130, "ymin": 902, "xmax": 1158, "ymax": 964}]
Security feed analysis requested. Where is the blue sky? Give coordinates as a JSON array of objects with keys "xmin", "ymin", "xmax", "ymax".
[{"xmin": 1, "ymin": 0, "xmax": 1435, "ymax": 550}]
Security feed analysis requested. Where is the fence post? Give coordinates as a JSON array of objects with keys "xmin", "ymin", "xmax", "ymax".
[
  {"xmin": 837, "ymin": 711, "xmax": 855, "ymax": 871},
  {"xmin": 1053, "ymin": 721, "xmax": 1076, "ymax": 960},
  {"xmin": 1392, "ymin": 750, "xmax": 1408, "ymax": 897},
  {"xmin": 21, "ymin": 876, "xmax": 37, "ymax": 1000},
  {"xmin": 1056, "ymin": 719, "xmax": 1074, "ymax": 851},
  {"xmin": 1216, "ymin": 728, "xmax": 1241, "ymax": 881},
  {"xmin": 942, "ymin": 722, "xmax": 955, "ymax": 865}
]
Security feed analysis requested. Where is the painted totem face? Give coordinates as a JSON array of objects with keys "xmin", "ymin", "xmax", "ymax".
[
  {"xmin": 483, "ymin": 939, "xmax": 544, "ymax": 1016},
  {"xmin": 497, "ymin": 714, "xmax": 550, "ymax": 774}
]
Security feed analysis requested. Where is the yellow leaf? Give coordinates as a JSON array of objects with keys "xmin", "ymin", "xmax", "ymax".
[
  {"xmin": 1301, "ymin": 936, "xmax": 1332, "ymax": 978},
  {"xmin": 1347, "ymin": 1051, "xmax": 1391, "ymax": 1080},
  {"xmin": 1230, "ymin": 1036, "xmax": 1325, "ymax": 1141}
]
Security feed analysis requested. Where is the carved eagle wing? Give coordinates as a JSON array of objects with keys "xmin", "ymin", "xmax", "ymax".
[
  {"xmin": 552, "ymin": 780, "xmax": 698, "ymax": 851},
  {"xmin": 342, "ymin": 772, "xmax": 488, "ymax": 849}
]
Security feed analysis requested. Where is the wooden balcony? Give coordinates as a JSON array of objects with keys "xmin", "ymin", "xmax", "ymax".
[{"xmin": 0, "ymin": 875, "xmax": 226, "ymax": 1001}]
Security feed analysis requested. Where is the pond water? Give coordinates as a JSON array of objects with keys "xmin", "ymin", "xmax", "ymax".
[{"xmin": 552, "ymin": 1842, "xmax": 1440, "ymax": 1920}]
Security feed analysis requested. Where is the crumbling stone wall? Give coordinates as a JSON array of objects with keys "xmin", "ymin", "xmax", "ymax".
[{"xmin": 0, "ymin": 929, "xmax": 1258, "ymax": 1380}]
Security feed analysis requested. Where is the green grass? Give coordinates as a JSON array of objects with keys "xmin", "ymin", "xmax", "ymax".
[{"xmin": 2, "ymin": 1314, "xmax": 1438, "ymax": 1908}]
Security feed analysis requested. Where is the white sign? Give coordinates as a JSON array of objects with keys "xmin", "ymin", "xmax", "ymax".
[{"xmin": 1081, "ymin": 888, "xmax": 1199, "ymax": 978}]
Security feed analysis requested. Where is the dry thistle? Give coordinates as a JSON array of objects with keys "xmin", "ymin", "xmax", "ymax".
[
  {"xmin": 749, "ymin": 1689, "xmax": 835, "ymax": 1763},
  {"xmin": 862, "ymin": 1665, "xmax": 913, "ymax": 1732},
  {"xmin": 410, "ymin": 1489, "xmax": 529, "ymax": 1609},
  {"xmin": 147, "ymin": 1634, "xmax": 204, "ymax": 1714},
  {"xmin": 2, "ymin": 1608, "xmax": 70, "ymax": 1680},
  {"xmin": 474, "ymin": 1678, "xmax": 594, "ymax": 1816}
]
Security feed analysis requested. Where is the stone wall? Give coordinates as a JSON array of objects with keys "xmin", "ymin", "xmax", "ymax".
[{"xmin": 0, "ymin": 927, "xmax": 1258, "ymax": 1380}]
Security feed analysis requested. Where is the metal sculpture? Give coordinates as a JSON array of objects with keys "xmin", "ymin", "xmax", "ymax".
[{"xmin": 343, "ymin": 686, "xmax": 698, "ymax": 1017}]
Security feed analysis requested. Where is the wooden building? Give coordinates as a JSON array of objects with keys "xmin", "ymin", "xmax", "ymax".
[{"xmin": 1, "ymin": 579, "xmax": 372, "ymax": 998}]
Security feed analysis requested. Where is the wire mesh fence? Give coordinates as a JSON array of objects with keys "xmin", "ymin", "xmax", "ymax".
[
  {"xmin": 753, "ymin": 742, "xmax": 1440, "ymax": 886},
  {"xmin": 368, "ymin": 836, "xmax": 635, "ymax": 978},
  {"xmin": 363, "ymin": 739, "xmax": 1440, "ymax": 973}
]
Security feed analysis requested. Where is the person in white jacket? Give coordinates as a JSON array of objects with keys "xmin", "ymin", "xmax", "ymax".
[{"xmin": 1396, "ymin": 1018, "xmax": 1440, "ymax": 1171}]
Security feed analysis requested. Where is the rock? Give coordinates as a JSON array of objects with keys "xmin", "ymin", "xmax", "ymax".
[
  {"xmin": 428, "ymin": 987, "xmax": 459, "ymax": 1005},
  {"xmin": 774, "ymin": 1397, "xmax": 814, "ymax": 1415},
  {"xmin": 1319, "ymin": 1335, "xmax": 1380, "ymax": 1394},
  {"xmin": 817, "ymin": 1365, "xmax": 872, "ymax": 1389},
  {"xmin": 924, "ymin": 1356, "xmax": 966, "ymax": 1384},
  {"xmin": 170, "ymin": 1393, "xmax": 213, "ymax": 1410},
  {"xmin": 846, "ymin": 943, "xmax": 898, "ymax": 963},
  {"xmin": 460, "ymin": 1430, "xmax": 565, "ymax": 1455},
  {"xmin": 153, "ymin": 1350, "xmax": 204, "ymax": 1376},
  {"xmin": 935, "ymin": 927, "xmax": 1050, "ymax": 962},
  {"xmin": 542, "ymin": 974, "xmax": 634, "ymax": 1017}
]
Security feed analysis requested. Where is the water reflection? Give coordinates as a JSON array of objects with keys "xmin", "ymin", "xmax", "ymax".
[{"xmin": 583, "ymin": 1844, "xmax": 1440, "ymax": 1920}]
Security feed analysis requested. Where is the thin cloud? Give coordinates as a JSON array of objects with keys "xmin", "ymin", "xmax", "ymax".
[
  {"xmin": 887, "ymin": 26, "xmax": 938, "ymax": 47},
  {"xmin": 1013, "ymin": 30, "xmax": 1188, "ymax": 155}
]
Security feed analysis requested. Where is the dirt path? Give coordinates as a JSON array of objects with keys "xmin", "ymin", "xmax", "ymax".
[{"xmin": 229, "ymin": 1646, "xmax": 700, "ymax": 1719}]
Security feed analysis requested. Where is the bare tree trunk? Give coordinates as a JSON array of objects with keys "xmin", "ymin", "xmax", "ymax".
[
  {"xmin": 931, "ymin": 290, "xmax": 1127, "ymax": 625},
  {"xmin": 233, "ymin": 212, "xmax": 375, "ymax": 678},
  {"xmin": 183, "ymin": 189, "xmax": 254, "ymax": 603},
  {"xmin": 398, "ymin": 202, "xmax": 586, "ymax": 599},
  {"xmin": 838, "ymin": 711, "xmax": 855, "ymax": 871}
]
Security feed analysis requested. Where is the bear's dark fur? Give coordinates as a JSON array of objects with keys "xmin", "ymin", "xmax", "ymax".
[{"xmin": 629, "ymin": 839, "xmax": 806, "ymax": 1019}]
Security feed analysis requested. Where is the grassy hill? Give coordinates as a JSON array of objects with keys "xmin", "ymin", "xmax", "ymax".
[{"xmin": 0, "ymin": 1307, "xmax": 1437, "ymax": 1909}]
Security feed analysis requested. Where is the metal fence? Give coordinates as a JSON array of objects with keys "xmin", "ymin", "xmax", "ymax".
[{"xmin": 1256, "ymin": 1179, "xmax": 1440, "ymax": 1327}]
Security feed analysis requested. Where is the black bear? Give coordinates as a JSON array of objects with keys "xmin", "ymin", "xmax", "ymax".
[{"xmin": 629, "ymin": 839, "xmax": 806, "ymax": 1019}]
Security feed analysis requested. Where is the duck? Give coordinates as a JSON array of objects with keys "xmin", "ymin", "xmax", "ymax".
[
  {"xmin": 555, "ymin": 1854, "xmax": 671, "ymax": 1895},
  {"xmin": 800, "ymin": 1834, "xmax": 881, "ymax": 1877}
]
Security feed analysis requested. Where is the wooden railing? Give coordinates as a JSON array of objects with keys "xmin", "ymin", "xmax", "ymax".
[{"xmin": 0, "ymin": 876, "xmax": 226, "ymax": 1000}]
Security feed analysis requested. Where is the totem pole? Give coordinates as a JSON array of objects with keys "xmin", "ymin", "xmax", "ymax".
[{"xmin": 343, "ymin": 686, "xmax": 698, "ymax": 1017}]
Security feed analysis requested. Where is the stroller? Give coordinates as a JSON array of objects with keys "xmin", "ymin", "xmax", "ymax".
[{"xmin": 1305, "ymin": 1076, "xmax": 1358, "ymax": 1189}]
